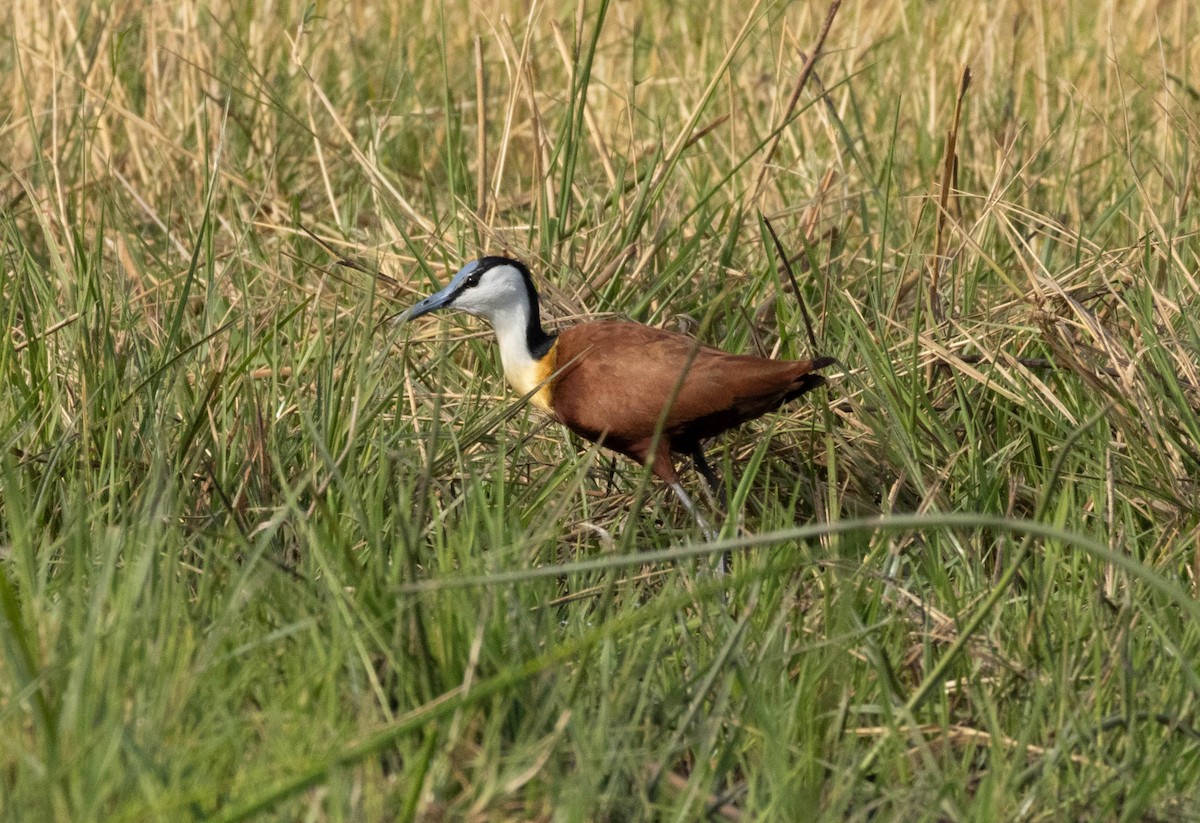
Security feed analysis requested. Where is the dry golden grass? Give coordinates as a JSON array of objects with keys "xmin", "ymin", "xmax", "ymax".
[{"xmin": 4, "ymin": 0, "xmax": 1200, "ymax": 819}]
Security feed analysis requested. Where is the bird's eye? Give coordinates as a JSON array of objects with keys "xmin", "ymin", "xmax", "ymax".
[{"xmin": 465, "ymin": 271, "xmax": 482, "ymax": 288}]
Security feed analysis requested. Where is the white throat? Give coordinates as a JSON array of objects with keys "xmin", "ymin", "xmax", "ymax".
[
  {"xmin": 486, "ymin": 299, "xmax": 544, "ymax": 400},
  {"xmin": 444, "ymin": 261, "xmax": 555, "ymax": 410}
]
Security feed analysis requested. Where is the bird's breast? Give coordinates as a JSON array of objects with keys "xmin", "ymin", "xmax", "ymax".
[{"xmin": 502, "ymin": 341, "xmax": 556, "ymax": 413}]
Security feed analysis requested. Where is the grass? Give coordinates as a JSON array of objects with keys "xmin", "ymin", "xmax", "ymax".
[{"xmin": 3, "ymin": 0, "xmax": 1200, "ymax": 819}]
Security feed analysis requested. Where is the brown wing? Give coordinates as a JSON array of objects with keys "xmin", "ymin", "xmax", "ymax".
[{"xmin": 550, "ymin": 321, "xmax": 829, "ymax": 465}]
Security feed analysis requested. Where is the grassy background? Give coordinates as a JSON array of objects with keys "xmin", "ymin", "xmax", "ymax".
[{"xmin": 4, "ymin": 0, "xmax": 1200, "ymax": 819}]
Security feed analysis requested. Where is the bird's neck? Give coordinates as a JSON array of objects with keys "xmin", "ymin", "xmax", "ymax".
[{"xmin": 488, "ymin": 294, "xmax": 557, "ymax": 412}]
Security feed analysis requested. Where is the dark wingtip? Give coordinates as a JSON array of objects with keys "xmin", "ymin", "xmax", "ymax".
[
  {"xmin": 787, "ymin": 373, "xmax": 827, "ymax": 401},
  {"xmin": 785, "ymin": 355, "xmax": 837, "ymax": 401}
]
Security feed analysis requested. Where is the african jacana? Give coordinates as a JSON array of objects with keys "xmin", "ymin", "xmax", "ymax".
[{"xmin": 395, "ymin": 257, "xmax": 833, "ymax": 569}]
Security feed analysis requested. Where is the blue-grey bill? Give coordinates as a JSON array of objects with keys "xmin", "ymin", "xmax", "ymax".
[
  {"xmin": 391, "ymin": 286, "xmax": 455, "ymax": 324},
  {"xmin": 388, "ymin": 262, "xmax": 476, "ymax": 325}
]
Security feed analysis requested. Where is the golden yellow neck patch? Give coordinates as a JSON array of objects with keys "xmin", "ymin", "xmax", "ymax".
[{"xmin": 503, "ymin": 340, "xmax": 556, "ymax": 413}]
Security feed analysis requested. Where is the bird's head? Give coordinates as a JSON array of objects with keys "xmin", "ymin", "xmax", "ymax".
[{"xmin": 394, "ymin": 257, "xmax": 537, "ymax": 326}]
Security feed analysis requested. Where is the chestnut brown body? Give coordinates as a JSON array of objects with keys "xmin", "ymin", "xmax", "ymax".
[{"xmin": 548, "ymin": 321, "xmax": 833, "ymax": 485}]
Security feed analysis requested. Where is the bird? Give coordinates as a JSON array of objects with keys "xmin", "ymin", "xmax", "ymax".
[{"xmin": 394, "ymin": 256, "xmax": 833, "ymax": 569}]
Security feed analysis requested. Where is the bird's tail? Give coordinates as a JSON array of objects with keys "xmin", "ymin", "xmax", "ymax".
[{"xmin": 786, "ymin": 356, "xmax": 836, "ymax": 400}]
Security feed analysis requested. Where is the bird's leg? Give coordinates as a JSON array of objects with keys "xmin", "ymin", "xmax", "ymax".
[
  {"xmin": 668, "ymin": 482, "xmax": 716, "ymax": 541},
  {"xmin": 650, "ymin": 441, "xmax": 727, "ymax": 575},
  {"xmin": 668, "ymin": 482, "xmax": 730, "ymax": 576},
  {"xmin": 691, "ymin": 448, "xmax": 724, "ymax": 510},
  {"xmin": 691, "ymin": 448, "xmax": 733, "ymax": 575}
]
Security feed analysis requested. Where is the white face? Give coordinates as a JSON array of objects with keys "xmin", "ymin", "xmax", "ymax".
[
  {"xmin": 396, "ymin": 257, "xmax": 535, "ymax": 330},
  {"xmin": 398, "ymin": 258, "xmax": 546, "ymax": 397},
  {"xmin": 450, "ymin": 263, "xmax": 528, "ymax": 321}
]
